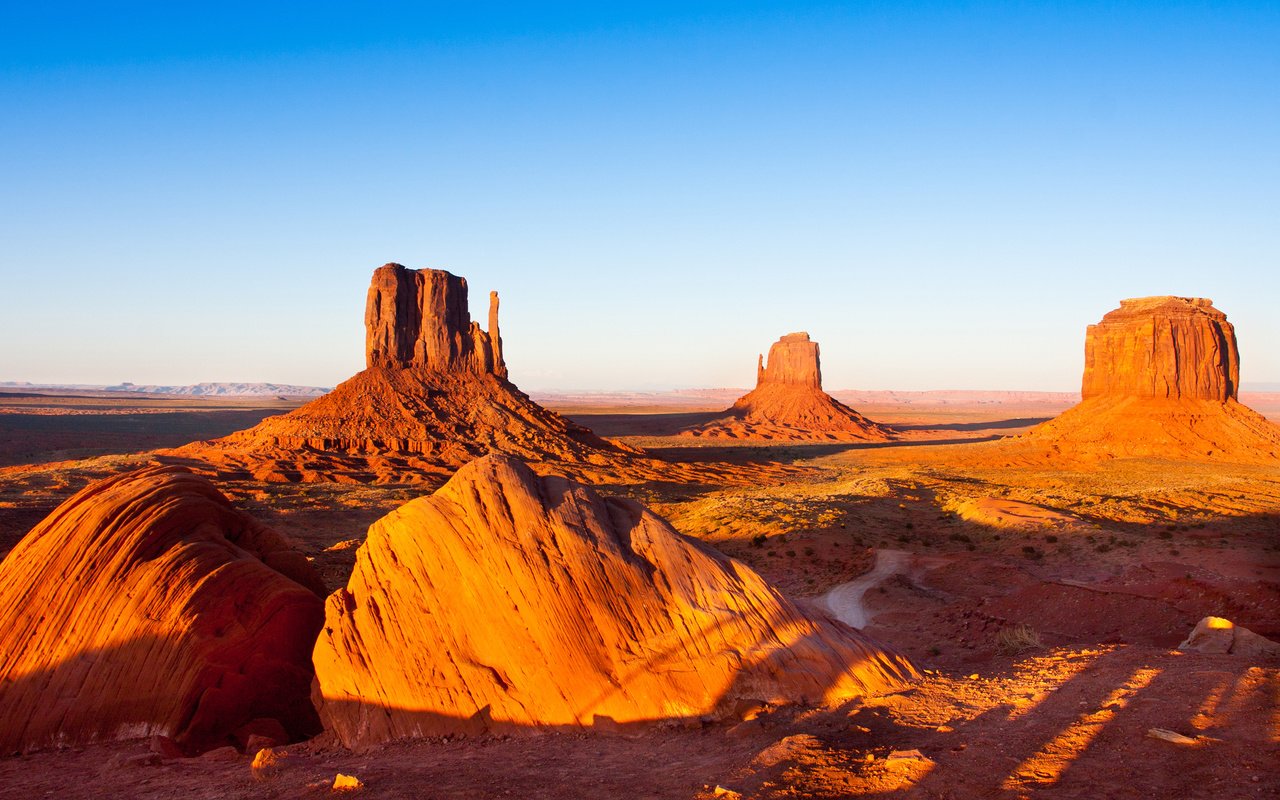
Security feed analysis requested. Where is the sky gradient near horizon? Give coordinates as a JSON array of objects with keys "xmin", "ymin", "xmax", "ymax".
[{"xmin": 2, "ymin": 2, "xmax": 1277, "ymax": 391}]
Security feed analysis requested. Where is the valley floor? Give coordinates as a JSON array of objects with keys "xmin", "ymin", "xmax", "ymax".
[{"xmin": 0, "ymin": 391, "xmax": 1276, "ymax": 798}]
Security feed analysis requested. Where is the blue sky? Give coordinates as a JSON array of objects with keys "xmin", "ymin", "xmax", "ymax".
[{"xmin": 2, "ymin": 2, "xmax": 1277, "ymax": 391}]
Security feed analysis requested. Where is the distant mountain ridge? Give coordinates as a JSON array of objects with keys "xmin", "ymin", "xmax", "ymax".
[{"xmin": 0, "ymin": 381, "xmax": 330, "ymax": 397}]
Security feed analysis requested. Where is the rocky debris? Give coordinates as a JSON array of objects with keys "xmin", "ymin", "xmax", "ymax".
[
  {"xmin": 333, "ymin": 773, "xmax": 364, "ymax": 791},
  {"xmin": 250, "ymin": 747, "xmax": 287, "ymax": 782},
  {"xmin": 682, "ymin": 333, "xmax": 893, "ymax": 442},
  {"xmin": 0, "ymin": 467, "xmax": 325, "ymax": 754},
  {"xmin": 312, "ymin": 455, "xmax": 917, "ymax": 748},
  {"xmin": 1178, "ymin": 616, "xmax": 1280, "ymax": 658},
  {"xmin": 988, "ymin": 297, "xmax": 1280, "ymax": 464},
  {"xmin": 1083, "ymin": 296, "xmax": 1238, "ymax": 401}
]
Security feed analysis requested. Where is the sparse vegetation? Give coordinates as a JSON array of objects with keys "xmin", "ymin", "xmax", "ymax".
[{"xmin": 995, "ymin": 624, "xmax": 1043, "ymax": 655}]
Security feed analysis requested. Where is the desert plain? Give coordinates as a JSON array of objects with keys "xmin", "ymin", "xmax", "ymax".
[{"xmin": 0, "ymin": 275, "xmax": 1276, "ymax": 800}]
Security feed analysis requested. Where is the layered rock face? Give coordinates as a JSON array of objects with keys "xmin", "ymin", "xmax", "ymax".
[
  {"xmin": 0, "ymin": 467, "xmax": 324, "ymax": 754},
  {"xmin": 1081, "ymin": 296, "xmax": 1238, "ymax": 401},
  {"xmin": 312, "ymin": 455, "xmax": 917, "ymax": 748},
  {"xmin": 998, "ymin": 297, "xmax": 1280, "ymax": 464},
  {"xmin": 365, "ymin": 263, "xmax": 506, "ymax": 378},
  {"xmin": 757, "ymin": 332, "xmax": 822, "ymax": 388},
  {"xmin": 682, "ymin": 332, "xmax": 893, "ymax": 441},
  {"xmin": 172, "ymin": 263, "xmax": 662, "ymax": 485}
]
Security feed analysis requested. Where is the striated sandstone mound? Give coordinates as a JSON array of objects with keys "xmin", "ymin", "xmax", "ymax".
[
  {"xmin": 0, "ymin": 466, "xmax": 324, "ymax": 754},
  {"xmin": 170, "ymin": 263, "xmax": 652, "ymax": 485},
  {"xmin": 990, "ymin": 297, "xmax": 1280, "ymax": 464},
  {"xmin": 682, "ymin": 333, "xmax": 894, "ymax": 442},
  {"xmin": 312, "ymin": 455, "xmax": 917, "ymax": 748}
]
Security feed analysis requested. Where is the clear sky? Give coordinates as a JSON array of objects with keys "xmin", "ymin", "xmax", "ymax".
[{"xmin": 2, "ymin": 2, "xmax": 1277, "ymax": 391}]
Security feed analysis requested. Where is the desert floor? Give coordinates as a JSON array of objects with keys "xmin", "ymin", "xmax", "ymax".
[{"xmin": 0, "ymin": 389, "xmax": 1276, "ymax": 799}]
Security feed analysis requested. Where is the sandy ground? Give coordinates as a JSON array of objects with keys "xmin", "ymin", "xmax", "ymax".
[{"xmin": 0, "ymin": 392, "xmax": 1276, "ymax": 798}]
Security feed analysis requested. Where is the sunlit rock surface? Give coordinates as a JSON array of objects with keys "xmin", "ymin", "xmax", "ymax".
[
  {"xmin": 313, "ymin": 455, "xmax": 917, "ymax": 748},
  {"xmin": 681, "ymin": 332, "xmax": 893, "ymax": 442},
  {"xmin": 0, "ymin": 467, "xmax": 324, "ymax": 754}
]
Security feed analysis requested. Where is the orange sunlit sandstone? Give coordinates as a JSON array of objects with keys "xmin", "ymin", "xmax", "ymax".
[
  {"xmin": 681, "ymin": 332, "xmax": 894, "ymax": 441},
  {"xmin": 0, "ymin": 467, "xmax": 324, "ymax": 754},
  {"xmin": 1081, "ymin": 296, "xmax": 1238, "ymax": 401},
  {"xmin": 312, "ymin": 455, "xmax": 917, "ymax": 748},
  {"xmin": 988, "ymin": 297, "xmax": 1280, "ymax": 464}
]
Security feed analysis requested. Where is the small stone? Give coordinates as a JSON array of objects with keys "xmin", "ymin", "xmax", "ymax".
[
  {"xmin": 149, "ymin": 735, "xmax": 184, "ymax": 760},
  {"xmin": 244, "ymin": 734, "xmax": 279, "ymax": 753},
  {"xmin": 234, "ymin": 717, "xmax": 289, "ymax": 750},
  {"xmin": 250, "ymin": 747, "xmax": 286, "ymax": 782},
  {"xmin": 200, "ymin": 745, "xmax": 241, "ymax": 761},
  {"xmin": 333, "ymin": 773, "xmax": 364, "ymax": 791},
  {"xmin": 712, "ymin": 787, "xmax": 742, "ymax": 799}
]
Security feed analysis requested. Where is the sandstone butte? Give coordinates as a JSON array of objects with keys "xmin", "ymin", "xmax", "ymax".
[
  {"xmin": 682, "ymin": 332, "xmax": 894, "ymax": 442},
  {"xmin": 1003, "ymin": 296, "xmax": 1280, "ymax": 463},
  {"xmin": 169, "ymin": 263, "xmax": 646, "ymax": 485},
  {"xmin": 312, "ymin": 454, "xmax": 918, "ymax": 749},
  {"xmin": 0, "ymin": 466, "xmax": 325, "ymax": 754}
]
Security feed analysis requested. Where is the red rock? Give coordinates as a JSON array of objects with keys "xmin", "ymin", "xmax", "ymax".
[
  {"xmin": 312, "ymin": 455, "xmax": 917, "ymax": 749},
  {"xmin": 1082, "ymin": 296, "xmax": 1238, "ymax": 401},
  {"xmin": 364, "ymin": 263, "xmax": 506, "ymax": 377},
  {"xmin": 682, "ymin": 333, "xmax": 893, "ymax": 442},
  {"xmin": 0, "ymin": 467, "xmax": 324, "ymax": 754},
  {"xmin": 170, "ymin": 263, "xmax": 704, "ymax": 487},
  {"xmin": 233, "ymin": 718, "xmax": 289, "ymax": 751},
  {"xmin": 989, "ymin": 297, "xmax": 1280, "ymax": 464}
]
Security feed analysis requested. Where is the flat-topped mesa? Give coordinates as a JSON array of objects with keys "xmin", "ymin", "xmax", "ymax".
[
  {"xmin": 1082, "ymin": 296, "xmax": 1238, "ymax": 402},
  {"xmin": 365, "ymin": 263, "xmax": 507, "ymax": 378},
  {"xmin": 758, "ymin": 332, "xmax": 822, "ymax": 389}
]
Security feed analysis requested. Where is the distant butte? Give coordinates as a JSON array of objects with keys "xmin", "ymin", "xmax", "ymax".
[
  {"xmin": 681, "ymin": 332, "xmax": 894, "ymax": 442},
  {"xmin": 1003, "ymin": 296, "xmax": 1280, "ymax": 463}
]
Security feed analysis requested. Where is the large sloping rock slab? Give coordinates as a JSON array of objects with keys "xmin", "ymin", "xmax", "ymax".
[
  {"xmin": 313, "ymin": 455, "xmax": 916, "ymax": 748},
  {"xmin": 682, "ymin": 332, "xmax": 893, "ymax": 442},
  {"xmin": 0, "ymin": 467, "xmax": 324, "ymax": 754}
]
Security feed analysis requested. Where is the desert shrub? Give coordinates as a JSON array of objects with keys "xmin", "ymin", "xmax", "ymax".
[
  {"xmin": 949, "ymin": 532, "xmax": 971, "ymax": 543},
  {"xmin": 1045, "ymin": 535, "xmax": 1058, "ymax": 543},
  {"xmin": 751, "ymin": 533, "xmax": 768, "ymax": 547},
  {"xmin": 996, "ymin": 624, "xmax": 1043, "ymax": 655}
]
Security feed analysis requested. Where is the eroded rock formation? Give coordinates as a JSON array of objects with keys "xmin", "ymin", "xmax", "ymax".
[
  {"xmin": 312, "ymin": 455, "xmax": 917, "ymax": 748},
  {"xmin": 1082, "ymin": 296, "xmax": 1238, "ymax": 401},
  {"xmin": 682, "ymin": 332, "xmax": 893, "ymax": 441},
  {"xmin": 757, "ymin": 332, "xmax": 823, "ymax": 388},
  {"xmin": 0, "ymin": 467, "xmax": 324, "ymax": 754},
  {"xmin": 365, "ymin": 263, "xmax": 506, "ymax": 378},
  {"xmin": 992, "ymin": 297, "xmax": 1280, "ymax": 464},
  {"xmin": 170, "ymin": 263, "xmax": 684, "ymax": 485}
]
